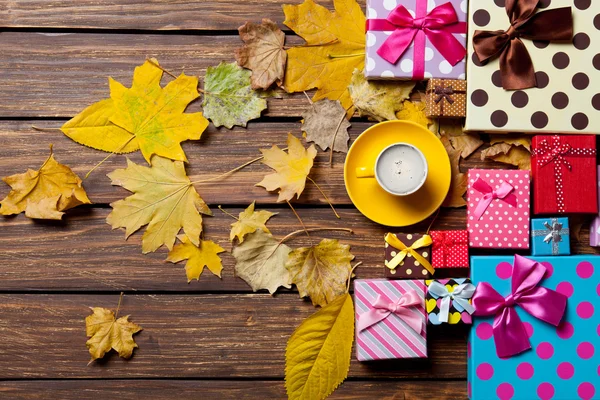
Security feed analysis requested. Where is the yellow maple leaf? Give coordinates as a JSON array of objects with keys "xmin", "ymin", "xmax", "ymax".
[
  {"xmin": 166, "ymin": 235, "xmax": 225, "ymax": 282},
  {"xmin": 0, "ymin": 146, "xmax": 90, "ymax": 220},
  {"xmin": 230, "ymin": 202, "xmax": 277, "ymax": 243},
  {"xmin": 286, "ymin": 239, "xmax": 354, "ymax": 307},
  {"xmin": 286, "ymin": 293, "xmax": 354, "ymax": 400},
  {"xmin": 283, "ymin": 0, "xmax": 365, "ymax": 111},
  {"xmin": 395, "ymin": 101, "xmax": 432, "ymax": 127},
  {"xmin": 62, "ymin": 59, "xmax": 209, "ymax": 164},
  {"xmin": 107, "ymin": 155, "xmax": 212, "ymax": 254},
  {"xmin": 85, "ymin": 306, "xmax": 142, "ymax": 363},
  {"xmin": 256, "ymin": 133, "xmax": 317, "ymax": 202}
]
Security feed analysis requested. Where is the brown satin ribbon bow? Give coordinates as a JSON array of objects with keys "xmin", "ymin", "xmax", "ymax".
[
  {"xmin": 434, "ymin": 86, "xmax": 455, "ymax": 104},
  {"xmin": 473, "ymin": 0, "xmax": 572, "ymax": 90}
]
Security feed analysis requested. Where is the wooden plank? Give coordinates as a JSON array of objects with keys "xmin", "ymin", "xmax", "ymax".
[
  {"xmin": 0, "ymin": 294, "xmax": 467, "ymax": 379},
  {"xmin": 0, "ymin": 207, "xmax": 468, "ymax": 291},
  {"xmin": 0, "ymin": 121, "xmax": 499, "ymax": 206},
  {"xmin": 0, "ymin": 380, "xmax": 467, "ymax": 399},
  {"xmin": 1, "ymin": 0, "xmax": 368, "ymax": 31},
  {"xmin": 0, "ymin": 32, "xmax": 316, "ymax": 118}
]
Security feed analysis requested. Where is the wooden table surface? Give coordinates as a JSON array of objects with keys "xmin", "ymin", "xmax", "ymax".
[{"xmin": 1, "ymin": 1, "xmax": 597, "ymax": 399}]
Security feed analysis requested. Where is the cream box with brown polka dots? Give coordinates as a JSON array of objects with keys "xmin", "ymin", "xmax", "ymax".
[{"xmin": 465, "ymin": 0, "xmax": 599, "ymax": 133}]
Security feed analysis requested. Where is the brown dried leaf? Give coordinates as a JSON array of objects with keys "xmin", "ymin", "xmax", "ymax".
[
  {"xmin": 441, "ymin": 135, "xmax": 467, "ymax": 208},
  {"xmin": 481, "ymin": 143, "xmax": 531, "ymax": 170},
  {"xmin": 235, "ymin": 18, "xmax": 287, "ymax": 90},
  {"xmin": 301, "ymin": 99, "xmax": 351, "ymax": 152},
  {"xmin": 441, "ymin": 121, "xmax": 483, "ymax": 159},
  {"xmin": 490, "ymin": 135, "xmax": 531, "ymax": 151}
]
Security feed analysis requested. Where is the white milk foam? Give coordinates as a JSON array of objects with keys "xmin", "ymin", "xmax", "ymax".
[{"xmin": 376, "ymin": 144, "xmax": 426, "ymax": 194}]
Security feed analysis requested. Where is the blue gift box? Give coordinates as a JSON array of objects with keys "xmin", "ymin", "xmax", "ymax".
[
  {"xmin": 469, "ymin": 256, "xmax": 599, "ymax": 400},
  {"xmin": 531, "ymin": 217, "xmax": 570, "ymax": 256}
]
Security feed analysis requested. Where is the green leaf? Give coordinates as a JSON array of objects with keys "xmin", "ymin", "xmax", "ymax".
[{"xmin": 202, "ymin": 61, "xmax": 267, "ymax": 129}]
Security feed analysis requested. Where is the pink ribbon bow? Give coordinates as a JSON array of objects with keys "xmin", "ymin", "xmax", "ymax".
[
  {"xmin": 472, "ymin": 177, "xmax": 517, "ymax": 220},
  {"xmin": 357, "ymin": 290, "xmax": 423, "ymax": 334},
  {"xmin": 472, "ymin": 255, "xmax": 567, "ymax": 358},
  {"xmin": 366, "ymin": 2, "xmax": 467, "ymax": 79}
]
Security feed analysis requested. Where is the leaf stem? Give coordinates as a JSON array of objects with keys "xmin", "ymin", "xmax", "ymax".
[
  {"xmin": 346, "ymin": 261, "xmax": 362, "ymax": 293},
  {"xmin": 286, "ymin": 39, "xmax": 339, "ymax": 50},
  {"xmin": 114, "ymin": 292, "xmax": 124, "ymax": 319},
  {"xmin": 328, "ymin": 103, "xmax": 354, "ymax": 167},
  {"xmin": 85, "ymin": 135, "xmax": 136, "ymax": 179},
  {"xmin": 278, "ymin": 227, "xmax": 353, "ymax": 246},
  {"xmin": 306, "ymin": 177, "xmax": 340, "ymax": 219},
  {"xmin": 218, "ymin": 205, "xmax": 239, "ymax": 221},
  {"xmin": 145, "ymin": 58, "xmax": 178, "ymax": 79},
  {"xmin": 425, "ymin": 207, "xmax": 441, "ymax": 234},
  {"xmin": 32, "ymin": 125, "xmax": 62, "ymax": 132},
  {"xmin": 286, "ymin": 200, "xmax": 310, "ymax": 240},
  {"xmin": 327, "ymin": 52, "xmax": 365, "ymax": 59}
]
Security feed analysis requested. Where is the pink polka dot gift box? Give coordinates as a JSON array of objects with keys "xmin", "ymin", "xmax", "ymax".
[
  {"xmin": 467, "ymin": 169, "xmax": 530, "ymax": 249},
  {"xmin": 364, "ymin": 0, "xmax": 468, "ymax": 80},
  {"xmin": 468, "ymin": 255, "xmax": 599, "ymax": 400},
  {"xmin": 465, "ymin": 0, "xmax": 600, "ymax": 134}
]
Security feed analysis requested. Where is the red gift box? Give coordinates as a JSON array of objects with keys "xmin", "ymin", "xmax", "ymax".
[
  {"xmin": 532, "ymin": 135, "xmax": 598, "ymax": 215},
  {"xmin": 430, "ymin": 230, "xmax": 469, "ymax": 268}
]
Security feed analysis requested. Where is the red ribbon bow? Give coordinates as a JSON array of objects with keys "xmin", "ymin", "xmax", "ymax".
[
  {"xmin": 432, "ymin": 232, "xmax": 465, "ymax": 266},
  {"xmin": 366, "ymin": 2, "xmax": 467, "ymax": 79},
  {"xmin": 472, "ymin": 255, "xmax": 567, "ymax": 358},
  {"xmin": 473, "ymin": 0, "xmax": 573, "ymax": 90},
  {"xmin": 471, "ymin": 177, "xmax": 517, "ymax": 220}
]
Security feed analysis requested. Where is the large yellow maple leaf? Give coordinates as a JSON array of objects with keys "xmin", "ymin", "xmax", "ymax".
[
  {"xmin": 61, "ymin": 59, "xmax": 209, "ymax": 164},
  {"xmin": 107, "ymin": 155, "xmax": 212, "ymax": 254},
  {"xmin": 85, "ymin": 306, "xmax": 142, "ymax": 363},
  {"xmin": 283, "ymin": 0, "xmax": 365, "ymax": 111},
  {"xmin": 256, "ymin": 133, "xmax": 317, "ymax": 202},
  {"xmin": 0, "ymin": 146, "xmax": 90, "ymax": 220}
]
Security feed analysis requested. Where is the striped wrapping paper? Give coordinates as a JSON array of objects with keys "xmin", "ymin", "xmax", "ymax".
[{"xmin": 354, "ymin": 279, "xmax": 427, "ymax": 361}]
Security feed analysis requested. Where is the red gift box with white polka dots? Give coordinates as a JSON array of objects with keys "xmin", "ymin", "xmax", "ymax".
[
  {"xmin": 430, "ymin": 230, "xmax": 469, "ymax": 268},
  {"xmin": 467, "ymin": 169, "xmax": 530, "ymax": 249},
  {"xmin": 532, "ymin": 135, "xmax": 598, "ymax": 215}
]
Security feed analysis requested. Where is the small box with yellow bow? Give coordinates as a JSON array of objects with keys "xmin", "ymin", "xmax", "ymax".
[
  {"xmin": 425, "ymin": 278, "xmax": 475, "ymax": 325},
  {"xmin": 424, "ymin": 79, "xmax": 467, "ymax": 118},
  {"xmin": 384, "ymin": 233, "xmax": 433, "ymax": 279}
]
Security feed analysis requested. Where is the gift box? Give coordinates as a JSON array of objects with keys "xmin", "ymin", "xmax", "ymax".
[
  {"xmin": 425, "ymin": 79, "xmax": 467, "ymax": 118},
  {"xmin": 465, "ymin": 0, "xmax": 600, "ymax": 134},
  {"xmin": 430, "ymin": 230, "xmax": 469, "ymax": 268},
  {"xmin": 425, "ymin": 278, "xmax": 475, "ymax": 325},
  {"xmin": 531, "ymin": 217, "xmax": 570, "ymax": 256},
  {"xmin": 365, "ymin": 0, "xmax": 467, "ymax": 80},
  {"xmin": 467, "ymin": 169, "xmax": 530, "ymax": 249},
  {"xmin": 384, "ymin": 233, "xmax": 433, "ymax": 279},
  {"xmin": 532, "ymin": 135, "xmax": 597, "ymax": 215},
  {"xmin": 468, "ymin": 255, "xmax": 599, "ymax": 400},
  {"xmin": 355, "ymin": 279, "xmax": 427, "ymax": 361},
  {"xmin": 590, "ymin": 167, "xmax": 600, "ymax": 247}
]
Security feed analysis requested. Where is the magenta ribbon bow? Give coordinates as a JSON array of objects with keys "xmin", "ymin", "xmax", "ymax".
[
  {"xmin": 472, "ymin": 255, "xmax": 567, "ymax": 358},
  {"xmin": 472, "ymin": 177, "xmax": 517, "ymax": 220},
  {"xmin": 366, "ymin": 2, "xmax": 467, "ymax": 79},
  {"xmin": 357, "ymin": 290, "xmax": 423, "ymax": 334}
]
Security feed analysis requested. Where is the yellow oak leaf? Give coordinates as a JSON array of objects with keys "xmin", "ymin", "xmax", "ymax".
[
  {"xmin": 62, "ymin": 59, "xmax": 209, "ymax": 164},
  {"xmin": 256, "ymin": 133, "xmax": 317, "ymax": 202},
  {"xmin": 286, "ymin": 239, "xmax": 354, "ymax": 307},
  {"xmin": 0, "ymin": 146, "xmax": 90, "ymax": 220},
  {"xmin": 107, "ymin": 155, "xmax": 212, "ymax": 254},
  {"xmin": 166, "ymin": 235, "xmax": 225, "ymax": 282},
  {"xmin": 441, "ymin": 135, "xmax": 467, "ymax": 208},
  {"xmin": 283, "ymin": 0, "xmax": 365, "ymax": 111},
  {"xmin": 286, "ymin": 293, "xmax": 354, "ymax": 400},
  {"xmin": 395, "ymin": 101, "xmax": 432, "ymax": 127},
  {"xmin": 85, "ymin": 306, "xmax": 142, "ymax": 363},
  {"xmin": 235, "ymin": 18, "xmax": 287, "ymax": 90},
  {"xmin": 348, "ymin": 69, "xmax": 416, "ymax": 121},
  {"xmin": 232, "ymin": 230, "xmax": 292, "ymax": 294},
  {"xmin": 230, "ymin": 202, "xmax": 277, "ymax": 243}
]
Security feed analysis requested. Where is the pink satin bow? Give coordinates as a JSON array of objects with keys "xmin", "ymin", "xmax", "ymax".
[
  {"xmin": 472, "ymin": 255, "xmax": 567, "ymax": 358},
  {"xmin": 357, "ymin": 290, "xmax": 423, "ymax": 334},
  {"xmin": 472, "ymin": 177, "xmax": 517, "ymax": 220},
  {"xmin": 366, "ymin": 2, "xmax": 467, "ymax": 66}
]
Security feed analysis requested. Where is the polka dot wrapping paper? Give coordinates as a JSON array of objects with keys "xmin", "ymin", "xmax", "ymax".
[
  {"xmin": 384, "ymin": 233, "xmax": 432, "ymax": 279},
  {"xmin": 425, "ymin": 79, "xmax": 467, "ymax": 118},
  {"xmin": 355, "ymin": 279, "xmax": 427, "ymax": 361},
  {"xmin": 468, "ymin": 256, "xmax": 600, "ymax": 400},
  {"xmin": 430, "ymin": 230, "xmax": 469, "ymax": 268},
  {"xmin": 465, "ymin": 0, "xmax": 600, "ymax": 133},
  {"xmin": 365, "ymin": 0, "xmax": 467, "ymax": 80},
  {"xmin": 467, "ymin": 169, "xmax": 530, "ymax": 249},
  {"xmin": 532, "ymin": 135, "xmax": 598, "ymax": 215}
]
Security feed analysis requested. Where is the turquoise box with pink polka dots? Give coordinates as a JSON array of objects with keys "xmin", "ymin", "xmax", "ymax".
[{"xmin": 468, "ymin": 256, "xmax": 599, "ymax": 400}]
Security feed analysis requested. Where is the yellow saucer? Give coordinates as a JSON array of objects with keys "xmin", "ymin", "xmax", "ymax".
[{"xmin": 344, "ymin": 120, "xmax": 451, "ymax": 227}]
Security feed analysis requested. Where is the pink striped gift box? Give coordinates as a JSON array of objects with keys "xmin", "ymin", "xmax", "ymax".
[{"xmin": 354, "ymin": 279, "xmax": 427, "ymax": 362}]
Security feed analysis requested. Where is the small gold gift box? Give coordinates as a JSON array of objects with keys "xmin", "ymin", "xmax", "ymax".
[{"xmin": 425, "ymin": 79, "xmax": 466, "ymax": 119}]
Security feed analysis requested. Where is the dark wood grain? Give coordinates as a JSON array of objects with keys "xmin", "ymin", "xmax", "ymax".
[
  {"xmin": 0, "ymin": 380, "xmax": 467, "ymax": 399},
  {"xmin": 0, "ymin": 121, "xmax": 502, "ymax": 206},
  {"xmin": 1, "ymin": 0, "xmax": 366, "ymax": 31},
  {"xmin": 0, "ymin": 294, "xmax": 468, "ymax": 379}
]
